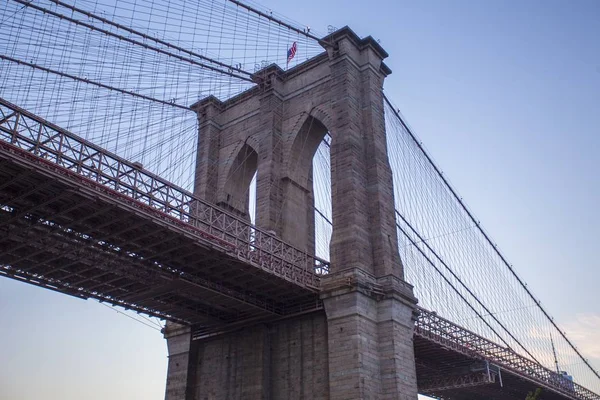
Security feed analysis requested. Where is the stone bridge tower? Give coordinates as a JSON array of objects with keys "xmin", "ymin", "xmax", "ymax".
[{"xmin": 165, "ymin": 27, "xmax": 418, "ymax": 400}]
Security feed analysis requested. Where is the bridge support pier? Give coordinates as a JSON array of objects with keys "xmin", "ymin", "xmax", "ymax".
[
  {"xmin": 165, "ymin": 313, "xmax": 331, "ymax": 400},
  {"xmin": 164, "ymin": 274, "xmax": 418, "ymax": 400},
  {"xmin": 321, "ymin": 269, "xmax": 418, "ymax": 400},
  {"xmin": 164, "ymin": 323, "xmax": 196, "ymax": 400}
]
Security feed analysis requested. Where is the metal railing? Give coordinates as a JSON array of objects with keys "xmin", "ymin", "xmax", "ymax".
[
  {"xmin": 415, "ymin": 308, "xmax": 600, "ymax": 400},
  {"xmin": 0, "ymin": 97, "xmax": 329, "ymax": 289}
]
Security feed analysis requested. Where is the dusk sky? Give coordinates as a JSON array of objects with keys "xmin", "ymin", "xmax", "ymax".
[{"xmin": 1, "ymin": 0, "xmax": 599, "ymax": 399}]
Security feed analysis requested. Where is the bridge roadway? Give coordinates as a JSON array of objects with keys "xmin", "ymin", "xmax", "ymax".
[
  {"xmin": 0, "ymin": 97, "xmax": 327, "ymax": 331},
  {"xmin": 1, "ymin": 97, "xmax": 598, "ymax": 400}
]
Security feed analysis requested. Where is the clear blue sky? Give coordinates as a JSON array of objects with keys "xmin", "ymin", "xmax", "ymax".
[{"xmin": 1, "ymin": 0, "xmax": 599, "ymax": 399}]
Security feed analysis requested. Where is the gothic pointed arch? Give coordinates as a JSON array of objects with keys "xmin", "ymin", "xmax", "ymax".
[
  {"xmin": 275, "ymin": 112, "xmax": 332, "ymax": 255},
  {"xmin": 285, "ymin": 113, "xmax": 330, "ymax": 188},
  {"xmin": 180, "ymin": 27, "xmax": 419, "ymax": 400},
  {"xmin": 219, "ymin": 142, "xmax": 258, "ymax": 220}
]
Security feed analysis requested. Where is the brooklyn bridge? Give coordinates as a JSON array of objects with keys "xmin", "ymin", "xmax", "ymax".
[{"xmin": 1, "ymin": 0, "xmax": 598, "ymax": 399}]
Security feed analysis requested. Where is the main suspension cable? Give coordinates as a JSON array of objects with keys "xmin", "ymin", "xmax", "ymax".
[
  {"xmin": 10, "ymin": 0, "xmax": 254, "ymax": 83},
  {"xmin": 384, "ymin": 93, "xmax": 600, "ymax": 380},
  {"xmin": 48, "ymin": 0, "xmax": 255, "ymax": 79},
  {"xmin": 226, "ymin": 0, "xmax": 329, "ymax": 47},
  {"xmin": 0, "ymin": 54, "xmax": 191, "ymax": 110}
]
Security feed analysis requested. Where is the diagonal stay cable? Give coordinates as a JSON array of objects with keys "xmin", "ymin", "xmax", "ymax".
[
  {"xmin": 49, "ymin": 0, "xmax": 254, "ymax": 80},
  {"xmin": 384, "ymin": 93, "xmax": 600, "ymax": 380},
  {"xmin": 0, "ymin": 1, "xmax": 27, "ymax": 27},
  {"xmin": 100, "ymin": 303, "xmax": 162, "ymax": 332},
  {"xmin": 395, "ymin": 218, "xmax": 517, "ymax": 353},
  {"xmin": 315, "ymin": 207, "xmax": 331, "ymax": 226},
  {"xmin": 10, "ymin": 0, "xmax": 254, "ymax": 83},
  {"xmin": 396, "ymin": 209, "xmax": 542, "ymax": 364},
  {"xmin": 0, "ymin": 54, "xmax": 191, "ymax": 110}
]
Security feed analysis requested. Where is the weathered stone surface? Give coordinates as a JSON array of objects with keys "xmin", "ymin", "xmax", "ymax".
[
  {"xmin": 166, "ymin": 313, "xmax": 329, "ymax": 400},
  {"xmin": 165, "ymin": 26, "xmax": 418, "ymax": 400},
  {"xmin": 164, "ymin": 322, "xmax": 195, "ymax": 400}
]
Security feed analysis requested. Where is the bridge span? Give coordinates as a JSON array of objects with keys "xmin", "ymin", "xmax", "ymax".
[
  {"xmin": 0, "ymin": 97, "xmax": 326, "ymax": 328},
  {"xmin": 1, "ymin": 97, "xmax": 598, "ymax": 400}
]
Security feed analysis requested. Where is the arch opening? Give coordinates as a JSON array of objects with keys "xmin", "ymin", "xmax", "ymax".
[
  {"xmin": 221, "ymin": 143, "xmax": 258, "ymax": 221},
  {"xmin": 312, "ymin": 134, "xmax": 332, "ymax": 262},
  {"xmin": 282, "ymin": 115, "xmax": 332, "ymax": 262}
]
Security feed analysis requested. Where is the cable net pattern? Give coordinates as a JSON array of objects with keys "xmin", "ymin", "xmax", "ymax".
[
  {"xmin": 1, "ymin": 0, "xmax": 599, "ymax": 394},
  {"xmin": 308, "ymin": 97, "xmax": 600, "ymax": 393},
  {"xmin": 384, "ymin": 97, "xmax": 600, "ymax": 393},
  {"xmin": 313, "ymin": 135, "xmax": 332, "ymax": 261},
  {"xmin": 0, "ymin": 0, "xmax": 323, "ymax": 189}
]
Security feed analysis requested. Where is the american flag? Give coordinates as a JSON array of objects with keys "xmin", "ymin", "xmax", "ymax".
[{"xmin": 287, "ymin": 42, "xmax": 297, "ymax": 65}]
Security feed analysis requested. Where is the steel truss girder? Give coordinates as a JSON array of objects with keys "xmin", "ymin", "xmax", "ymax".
[
  {"xmin": 0, "ymin": 204, "xmax": 285, "ymax": 318},
  {"xmin": 0, "ymin": 193, "xmax": 66, "ymax": 224},
  {"xmin": 0, "ymin": 97, "xmax": 328, "ymax": 291},
  {"xmin": 0, "ymin": 232, "xmax": 232, "ymax": 324},
  {"xmin": 0, "ymin": 266, "xmax": 189, "ymax": 325},
  {"xmin": 420, "ymin": 372, "xmax": 496, "ymax": 393},
  {"xmin": 0, "ymin": 201, "xmax": 102, "ymax": 258},
  {"xmin": 415, "ymin": 308, "xmax": 599, "ymax": 400},
  {"xmin": 46, "ymin": 211, "xmax": 284, "ymax": 315}
]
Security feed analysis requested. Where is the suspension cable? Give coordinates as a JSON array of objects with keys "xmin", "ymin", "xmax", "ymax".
[
  {"xmin": 384, "ymin": 93, "xmax": 600, "ymax": 379},
  {"xmin": 395, "ymin": 220, "xmax": 517, "ymax": 353},
  {"xmin": 396, "ymin": 209, "xmax": 541, "ymax": 364},
  {"xmin": 226, "ymin": 0, "xmax": 330, "ymax": 47},
  {"xmin": 10, "ymin": 0, "xmax": 254, "ymax": 83},
  {"xmin": 49, "ymin": 0, "xmax": 254, "ymax": 79},
  {"xmin": 0, "ymin": 54, "xmax": 191, "ymax": 110}
]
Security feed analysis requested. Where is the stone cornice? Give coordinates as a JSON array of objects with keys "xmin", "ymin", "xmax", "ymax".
[
  {"xmin": 322, "ymin": 25, "xmax": 392, "ymax": 76},
  {"xmin": 190, "ymin": 27, "xmax": 393, "ymax": 111},
  {"xmin": 320, "ymin": 267, "xmax": 417, "ymax": 308}
]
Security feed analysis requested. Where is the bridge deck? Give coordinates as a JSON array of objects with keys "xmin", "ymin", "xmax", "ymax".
[
  {"xmin": 0, "ymin": 142, "xmax": 320, "ymax": 328},
  {"xmin": 0, "ymin": 96, "xmax": 328, "ymax": 329},
  {"xmin": 415, "ymin": 309, "xmax": 598, "ymax": 400},
  {"xmin": 1, "ymin": 98, "xmax": 599, "ymax": 400},
  {"xmin": 415, "ymin": 336, "xmax": 576, "ymax": 400}
]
